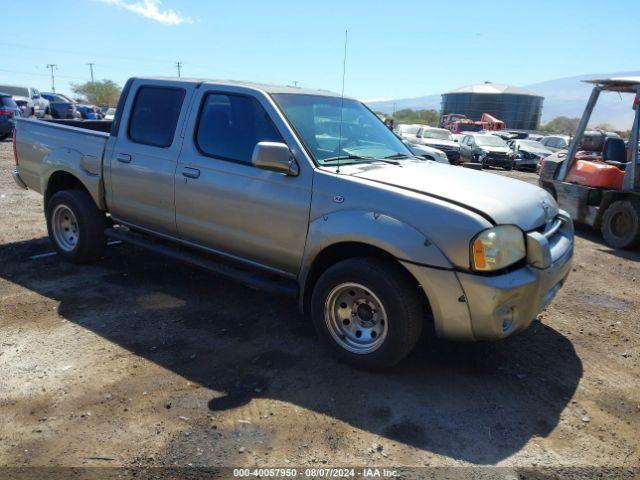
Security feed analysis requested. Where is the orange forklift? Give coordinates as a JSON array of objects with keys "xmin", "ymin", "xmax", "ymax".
[{"xmin": 539, "ymin": 77, "xmax": 640, "ymax": 249}]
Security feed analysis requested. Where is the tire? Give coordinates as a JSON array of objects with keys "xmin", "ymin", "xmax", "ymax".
[
  {"xmin": 310, "ymin": 257, "xmax": 423, "ymax": 370},
  {"xmin": 46, "ymin": 189, "xmax": 106, "ymax": 263},
  {"xmin": 505, "ymin": 163, "xmax": 513, "ymax": 171},
  {"xmin": 601, "ymin": 200, "xmax": 640, "ymax": 249}
]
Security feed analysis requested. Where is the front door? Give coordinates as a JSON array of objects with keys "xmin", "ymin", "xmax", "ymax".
[
  {"xmin": 108, "ymin": 80, "xmax": 195, "ymax": 235},
  {"xmin": 174, "ymin": 89, "xmax": 313, "ymax": 275}
]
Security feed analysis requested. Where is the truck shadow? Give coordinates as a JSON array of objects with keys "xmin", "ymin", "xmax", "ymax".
[{"xmin": 0, "ymin": 237, "xmax": 583, "ymax": 465}]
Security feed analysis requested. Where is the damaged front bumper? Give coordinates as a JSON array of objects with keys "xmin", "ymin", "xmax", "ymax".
[{"xmin": 402, "ymin": 211, "xmax": 574, "ymax": 341}]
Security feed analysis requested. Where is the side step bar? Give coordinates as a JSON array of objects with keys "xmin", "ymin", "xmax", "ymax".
[{"xmin": 105, "ymin": 227, "xmax": 298, "ymax": 298}]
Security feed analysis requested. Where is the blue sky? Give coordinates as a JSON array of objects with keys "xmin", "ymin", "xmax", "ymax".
[{"xmin": 2, "ymin": 0, "xmax": 638, "ymax": 100}]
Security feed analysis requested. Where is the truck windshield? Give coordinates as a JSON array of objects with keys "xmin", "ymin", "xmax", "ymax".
[{"xmin": 272, "ymin": 94, "xmax": 412, "ymax": 165}]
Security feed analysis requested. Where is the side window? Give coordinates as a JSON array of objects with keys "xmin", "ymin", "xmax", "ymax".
[
  {"xmin": 196, "ymin": 93, "xmax": 283, "ymax": 164},
  {"xmin": 547, "ymin": 138, "xmax": 559, "ymax": 149},
  {"xmin": 128, "ymin": 86, "xmax": 186, "ymax": 148}
]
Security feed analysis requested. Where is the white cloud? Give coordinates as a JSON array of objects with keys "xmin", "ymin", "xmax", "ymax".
[{"xmin": 96, "ymin": 0, "xmax": 193, "ymax": 25}]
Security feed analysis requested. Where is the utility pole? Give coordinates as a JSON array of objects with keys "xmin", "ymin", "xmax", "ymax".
[
  {"xmin": 46, "ymin": 64, "xmax": 57, "ymax": 92},
  {"xmin": 292, "ymin": 81, "xmax": 299, "ymax": 87},
  {"xmin": 175, "ymin": 61, "xmax": 182, "ymax": 78},
  {"xmin": 87, "ymin": 63, "xmax": 95, "ymax": 83}
]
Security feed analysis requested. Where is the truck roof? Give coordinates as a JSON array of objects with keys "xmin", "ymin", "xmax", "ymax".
[{"xmin": 135, "ymin": 76, "xmax": 347, "ymax": 99}]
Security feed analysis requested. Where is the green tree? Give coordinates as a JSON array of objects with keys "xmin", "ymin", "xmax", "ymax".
[
  {"xmin": 540, "ymin": 116, "xmax": 580, "ymax": 135},
  {"xmin": 592, "ymin": 123, "xmax": 615, "ymax": 132},
  {"xmin": 70, "ymin": 79, "xmax": 121, "ymax": 106},
  {"xmin": 392, "ymin": 108, "xmax": 440, "ymax": 126}
]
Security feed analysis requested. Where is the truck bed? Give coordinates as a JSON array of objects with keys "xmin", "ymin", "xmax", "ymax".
[{"xmin": 14, "ymin": 117, "xmax": 110, "ymax": 209}]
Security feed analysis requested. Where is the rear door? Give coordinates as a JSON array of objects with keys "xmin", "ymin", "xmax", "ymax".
[
  {"xmin": 107, "ymin": 79, "xmax": 196, "ymax": 235},
  {"xmin": 174, "ymin": 86, "xmax": 313, "ymax": 275}
]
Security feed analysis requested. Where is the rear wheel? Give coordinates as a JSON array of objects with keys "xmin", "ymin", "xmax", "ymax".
[
  {"xmin": 311, "ymin": 257, "xmax": 423, "ymax": 370},
  {"xmin": 46, "ymin": 189, "xmax": 107, "ymax": 263},
  {"xmin": 601, "ymin": 200, "xmax": 640, "ymax": 249}
]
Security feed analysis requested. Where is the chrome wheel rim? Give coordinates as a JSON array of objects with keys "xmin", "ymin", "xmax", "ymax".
[
  {"xmin": 51, "ymin": 204, "xmax": 79, "ymax": 252},
  {"xmin": 324, "ymin": 282, "xmax": 388, "ymax": 354}
]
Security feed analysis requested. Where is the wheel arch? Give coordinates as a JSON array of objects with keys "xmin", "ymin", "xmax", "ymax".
[
  {"xmin": 45, "ymin": 170, "xmax": 96, "ymax": 211},
  {"xmin": 299, "ymin": 241, "xmax": 433, "ymax": 321}
]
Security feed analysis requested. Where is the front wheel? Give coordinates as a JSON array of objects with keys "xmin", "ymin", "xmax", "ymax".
[
  {"xmin": 46, "ymin": 189, "xmax": 107, "ymax": 263},
  {"xmin": 311, "ymin": 257, "xmax": 423, "ymax": 370},
  {"xmin": 601, "ymin": 200, "xmax": 640, "ymax": 249}
]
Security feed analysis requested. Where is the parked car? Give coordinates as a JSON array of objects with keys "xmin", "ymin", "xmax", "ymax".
[
  {"xmin": 42, "ymin": 92, "xmax": 78, "ymax": 119},
  {"xmin": 104, "ymin": 107, "xmax": 116, "ymax": 121},
  {"xmin": 415, "ymin": 126, "xmax": 461, "ymax": 165},
  {"xmin": 405, "ymin": 142, "xmax": 449, "ymax": 164},
  {"xmin": 451, "ymin": 133, "xmax": 465, "ymax": 143},
  {"xmin": 394, "ymin": 123, "xmax": 422, "ymax": 143},
  {"xmin": 0, "ymin": 85, "xmax": 49, "ymax": 118},
  {"xmin": 12, "ymin": 77, "xmax": 573, "ymax": 369},
  {"xmin": 75, "ymin": 104, "xmax": 100, "ymax": 119},
  {"xmin": 539, "ymin": 134, "xmax": 571, "ymax": 152},
  {"xmin": 459, "ymin": 133, "xmax": 515, "ymax": 169},
  {"xmin": 507, "ymin": 139, "xmax": 553, "ymax": 171},
  {"xmin": 0, "ymin": 93, "xmax": 20, "ymax": 140}
]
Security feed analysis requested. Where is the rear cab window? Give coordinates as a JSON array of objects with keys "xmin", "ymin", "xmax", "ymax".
[
  {"xmin": 195, "ymin": 93, "xmax": 283, "ymax": 164},
  {"xmin": 128, "ymin": 86, "xmax": 186, "ymax": 147}
]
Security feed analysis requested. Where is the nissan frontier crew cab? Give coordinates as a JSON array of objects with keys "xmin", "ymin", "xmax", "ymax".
[{"xmin": 11, "ymin": 77, "xmax": 574, "ymax": 369}]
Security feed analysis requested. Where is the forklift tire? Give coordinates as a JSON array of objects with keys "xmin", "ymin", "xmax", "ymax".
[{"xmin": 601, "ymin": 200, "xmax": 640, "ymax": 250}]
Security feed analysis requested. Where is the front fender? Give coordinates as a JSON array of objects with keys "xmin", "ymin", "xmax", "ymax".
[{"xmin": 299, "ymin": 209, "xmax": 453, "ymax": 308}]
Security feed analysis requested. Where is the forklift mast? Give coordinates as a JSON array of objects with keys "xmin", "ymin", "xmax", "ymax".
[{"xmin": 556, "ymin": 78, "xmax": 640, "ymax": 192}]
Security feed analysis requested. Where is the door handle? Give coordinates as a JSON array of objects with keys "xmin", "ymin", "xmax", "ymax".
[
  {"xmin": 182, "ymin": 167, "xmax": 200, "ymax": 179},
  {"xmin": 116, "ymin": 153, "xmax": 132, "ymax": 163}
]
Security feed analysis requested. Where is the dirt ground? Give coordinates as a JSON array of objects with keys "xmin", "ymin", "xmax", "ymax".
[{"xmin": 1, "ymin": 138, "xmax": 639, "ymax": 478}]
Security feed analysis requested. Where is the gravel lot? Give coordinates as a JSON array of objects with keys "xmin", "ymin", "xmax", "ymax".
[{"xmin": 0, "ymin": 139, "xmax": 639, "ymax": 478}]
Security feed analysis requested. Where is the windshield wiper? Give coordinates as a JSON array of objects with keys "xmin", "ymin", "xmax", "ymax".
[
  {"xmin": 322, "ymin": 155, "xmax": 400, "ymax": 165},
  {"xmin": 384, "ymin": 153, "xmax": 414, "ymax": 160}
]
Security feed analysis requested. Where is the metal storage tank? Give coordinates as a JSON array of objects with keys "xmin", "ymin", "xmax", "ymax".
[{"xmin": 441, "ymin": 82, "xmax": 544, "ymax": 130}]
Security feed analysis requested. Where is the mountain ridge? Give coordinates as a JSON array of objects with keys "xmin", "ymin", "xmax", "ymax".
[{"xmin": 366, "ymin": 71, "xmax": 640, "ymax": 129}]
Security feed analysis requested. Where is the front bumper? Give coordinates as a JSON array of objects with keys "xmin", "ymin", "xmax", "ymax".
[
  {"xmin": 401, "ymin": 211, "xmax": 574, "ymax": 341},
  {"xmin": 11, "ymin": 169, "xmax": 28, "ymax": 190},
  {"xmin": 484, "ymin": 154, "xmax": 513, "ymax": 167}
]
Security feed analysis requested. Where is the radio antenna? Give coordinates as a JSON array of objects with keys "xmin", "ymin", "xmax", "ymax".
[{"xmin": 337, "ymin": 29, "xmax": 348, "ymax": 174}]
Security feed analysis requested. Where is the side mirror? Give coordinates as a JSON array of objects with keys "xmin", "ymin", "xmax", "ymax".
[{"xmin": 251, "ymin": 142, "xmax": 299, "ymax": 176}]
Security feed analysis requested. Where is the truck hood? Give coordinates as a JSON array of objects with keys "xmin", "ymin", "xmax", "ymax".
[
  {"xmin": 350, "ymin": 161, "xmax": 557, "ymax": 231},
  {"xmin": 480, "ymin": 146, "xmax": 511, "ymax": 155}
]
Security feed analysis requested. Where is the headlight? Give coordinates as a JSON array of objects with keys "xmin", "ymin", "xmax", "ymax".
[
  {"xmin": 471, "ymin": 225, "xmax": 525, "ymax": 271},
  {"xmin": 433, "ymin": 148, "xmax": 446, "ymax": 157}
]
